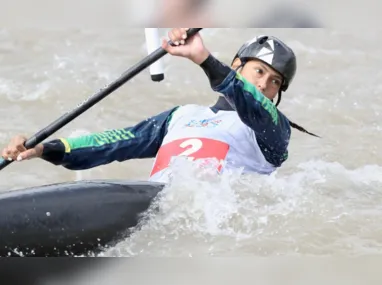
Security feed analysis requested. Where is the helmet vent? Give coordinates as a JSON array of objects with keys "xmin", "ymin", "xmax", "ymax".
[{"xmin": 258, "ymin": 36, "xmax": 268, "ymax": 44}]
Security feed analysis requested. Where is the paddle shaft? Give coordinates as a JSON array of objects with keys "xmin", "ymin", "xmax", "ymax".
[{"xmin": 0, "ymin": 28, "xmax": 203, "ymax": 171}]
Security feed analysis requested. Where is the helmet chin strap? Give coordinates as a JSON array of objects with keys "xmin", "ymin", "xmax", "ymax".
[
  {"xmin": 237, "ymin": 63, "xmax": 283, "ymax": 107},
  {"xmin": 235, "ymin": 61, "xmax": 283, "ymax": 106},
  {"xmin": 275, "ymin": 90, "xmax": 282, "ymax": 107},
  {"xmin": 234, "ymin": 63, "xmax": 245, "ymax": 71}
]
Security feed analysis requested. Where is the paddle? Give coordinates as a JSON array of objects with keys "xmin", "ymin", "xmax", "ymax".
[{"xmin": 0, "ymin": 28, "xmax": 203, "ymax": 171}]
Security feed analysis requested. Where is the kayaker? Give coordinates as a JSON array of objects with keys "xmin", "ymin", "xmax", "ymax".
[{"xmin": 1, "ymin": 28, "xmax": 318, "ymax": 182}]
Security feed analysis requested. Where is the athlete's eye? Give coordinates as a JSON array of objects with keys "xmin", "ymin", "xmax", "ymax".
[{"xmin": 272, "ymin": 79, "xmax": 281, "ymax": 86}]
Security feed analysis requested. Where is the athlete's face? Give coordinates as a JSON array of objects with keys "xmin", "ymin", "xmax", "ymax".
[{"xmin": 232, "ymin": 58, "xmax": 283, "ymax": 101}]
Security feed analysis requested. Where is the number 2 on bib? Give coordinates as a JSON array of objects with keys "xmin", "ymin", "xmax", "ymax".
[
  {"xmin": 150, "ymin": 137, "xmax": 229, "ymax": 176},
  {"xmin": 178, "ymin": 138, "xmax": 203, "ymax": 160}
]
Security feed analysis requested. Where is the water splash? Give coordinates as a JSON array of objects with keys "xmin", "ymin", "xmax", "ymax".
[{"xmin": 104, "ymin": 158, "xmax": 382, "ymax": 257}]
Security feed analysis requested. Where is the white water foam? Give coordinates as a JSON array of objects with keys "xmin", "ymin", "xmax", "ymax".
[{"xmin": 103, "ymin": 158, "xmax": 382, "ymax": 257}]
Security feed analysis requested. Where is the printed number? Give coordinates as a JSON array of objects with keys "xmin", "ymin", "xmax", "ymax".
[
  {"xmin": 178, "ymin": 138, "xmax": 203, "ymax": 160},
  {"xmin": 150, "ymin": 137, "xmax": 229, "ymax": 177}
]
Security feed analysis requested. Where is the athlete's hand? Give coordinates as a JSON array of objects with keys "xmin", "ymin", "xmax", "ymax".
[
  {"xmin": 162, "ymin": 28, "xmax": 210, "ymax": 65},
  {"xmin": 1, "ymin": 135, "xmax": 43, "ymax": 161}
]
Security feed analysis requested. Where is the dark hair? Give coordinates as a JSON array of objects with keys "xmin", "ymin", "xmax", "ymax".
[
  {"xmin": 275, "ymin": 91, "xmax": 320, "ymax": 138},
  {"xmin": 234, "ymin": 63, "xmax": 320, "ymax": 138},
  {"xmin": 231, "ymin": 60, "xmax": 321, "ymax": 138}
]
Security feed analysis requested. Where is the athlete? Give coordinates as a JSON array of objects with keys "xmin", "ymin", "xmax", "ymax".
[{"xmin": 1, "ymin": 28, "xmax": 318, "ymax": 182}]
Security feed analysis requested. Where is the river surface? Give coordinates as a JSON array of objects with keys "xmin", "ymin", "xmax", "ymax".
[{"xmin": 0, "ymin": 23, "xmax": 382, "ymax": 284}]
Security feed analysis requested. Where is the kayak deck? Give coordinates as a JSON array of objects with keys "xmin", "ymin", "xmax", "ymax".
[{"xmin": 0, "ymin": 180, "xmax": 165, "ymax": 257}]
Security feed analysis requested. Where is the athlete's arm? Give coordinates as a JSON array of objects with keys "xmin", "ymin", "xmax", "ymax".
[
  {"xmin": 40, "ymin": 107, "xmax": 179, "ymax": 170},
  {"xmin": 199, "ymin": 54, "xmax": 291, "ymax": 167}
]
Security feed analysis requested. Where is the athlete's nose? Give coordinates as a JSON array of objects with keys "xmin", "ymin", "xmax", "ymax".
[{"xmin": 257, "ymin": 76, "xmax": 268, "ymax": 93}]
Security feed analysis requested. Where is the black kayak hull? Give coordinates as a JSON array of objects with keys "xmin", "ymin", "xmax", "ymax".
[{"xmin": 0, "ymin": 180, "xmax": 165, "ymax": 257}]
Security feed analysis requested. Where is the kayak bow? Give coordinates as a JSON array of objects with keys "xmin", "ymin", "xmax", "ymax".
[{"xmin": 0, "ymin": 180, "xmax": 164, "ymax": 257}]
